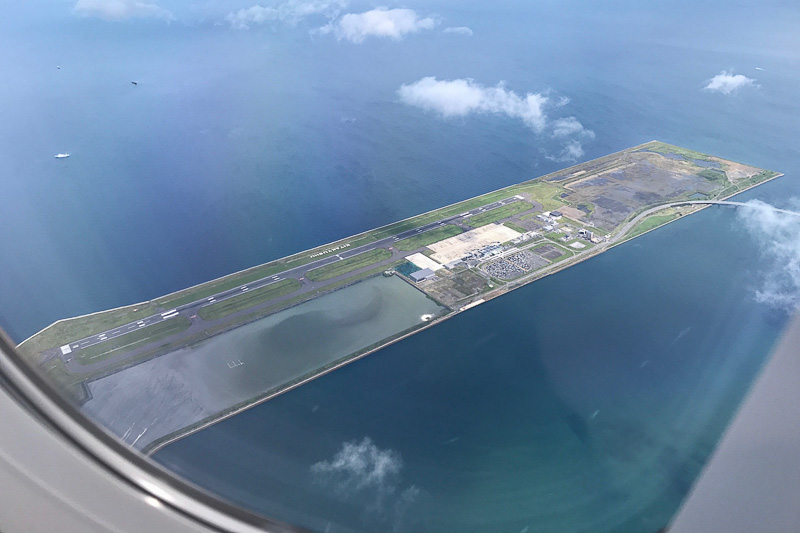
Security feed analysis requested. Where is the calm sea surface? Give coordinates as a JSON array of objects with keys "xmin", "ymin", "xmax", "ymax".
[
  {"xmin": 155, "ymin": 207, "xmax": 787, "ymax": 532},
  {"xmin": 2, "ymin": 0, "xmax": 800, "ymax": 531}
]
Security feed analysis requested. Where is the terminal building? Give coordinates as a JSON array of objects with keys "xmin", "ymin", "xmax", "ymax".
[{"xmin": 410, "ymin": 268, "xmax": 436, "ymax": 283}]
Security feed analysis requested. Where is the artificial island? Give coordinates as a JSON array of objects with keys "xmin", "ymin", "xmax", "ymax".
[{"xmin": 16, "ymin": 141, "xmax": 782, "ymax": 453}]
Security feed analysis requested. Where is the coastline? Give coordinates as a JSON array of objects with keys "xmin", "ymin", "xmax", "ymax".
[
  {"xmin": 18, "ymin": 141, "xmax": 662, "ymax": 350},
  {"xmin": 144, "ymin": 171, "xmax": 786, "ymax": 455},
  {"xmin": 13, "ymin": 141, "xmax": 784, "ymax": 454}
]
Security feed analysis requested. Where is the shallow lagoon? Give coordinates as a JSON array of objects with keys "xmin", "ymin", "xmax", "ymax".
[{"xmin": 82, "ymin": 275, "xmax": 443, "ymax": 450}]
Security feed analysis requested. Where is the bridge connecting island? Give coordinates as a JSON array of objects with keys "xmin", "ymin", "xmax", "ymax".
[{"xmin": 16, "ymin": 141, "xmax": 784, "ymax": 452}]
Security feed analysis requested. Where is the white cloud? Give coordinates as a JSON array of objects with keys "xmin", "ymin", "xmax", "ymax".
[
  {"xmin": 226, "ymin": 0, "xmax": 345, "ymax": 29},
  {"xmin": 738, "ymin": 199, "xmax": 800, "ymax": 311},
  {"xmin": 704, "ymin": 70, "xmax": 758, "ymax": 94},
  {"xmin": 398, "ymin": 77, "xmax": 549, "ymax": 131},
  {"xmin": 318, "ymin": 7, "xmax": 436, "ymax": 43},
  {"xmin": 552, "ymin": 117, "xmax": 595, "ymax": 139},
  {"xmin": 443, "ymin": 26, "xmax": 472, "ymax": 36},
  {"xmin": 398, "ymin": 76, "xmax": 594, "ymax": 163},
  {"xmin": 546, "ymin": 140, "xmax": 585, "ymax": 162},
  {"xmin": 312, "ymin": 437, "xmax": 402, "ymax": 491},
  {"xmin": 312, "ymin": 437, "xmax": 419, "ymax": 528},
  {"xmin": 73, "ymin": 0, "xmax": 173, "ymax": 20},
  {"xmin": 553, "ymin": 95, "xmax": 570, "ymax": 108}
]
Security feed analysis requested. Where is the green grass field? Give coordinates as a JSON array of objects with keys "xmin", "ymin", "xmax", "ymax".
[
  {"xmin": 39, "ymin": 358, "xmax": 82, "ymax": 399},
  {"xmin": 394, "ymin": 225, "xmax": 463, "ymax": 251},
  {"xmin": 198, "ymin": 278, "xmax": 301, "ymax": 321},
  {"xmin": 640, "ymin": 141, "xmax": 714, "ymax": 162},
  {"xmin": 734, "ymin": 170, "xmax": 778, "ymax": 191},
  {"xmin": 465, "ymin": 201, "xmax": 534, "ymax": 227},
  {"xmin": 504, "ymin": 222, "xmax": 527, "ymax": 233},
  {"xmin": 154, "ymin": 263, "xmax": 287, "ymax": 310},
  {"xmin": 306, "ymin": 249, "xmax": 392, "ymax": 282},
  {"xmin": 516, "ymin": 182, "xmax": 565, "ymax": 211},
  {"xmin": 629, "ymin": 212, "xmax": 679, "ymax": 238},
  {"xmin": 699, "ymin": 168, "xmax": 726, "ymax": 181},
  {"xmin": 74, "ymin": 315, "xmax": 192, "ymax": 366}
]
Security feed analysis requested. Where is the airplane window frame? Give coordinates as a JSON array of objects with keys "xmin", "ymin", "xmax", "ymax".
[{"xmin": 0, "ymin": 329, "xmax": 300, "ymax": 533}]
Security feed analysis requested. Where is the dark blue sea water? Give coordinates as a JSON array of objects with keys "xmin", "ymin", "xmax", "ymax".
[
  {"xmin": 155, "ymin": 208, "xmax": 788, "ymax": 532},
  {"xmin": 2, "ymin": 0, "xmax": 800, "ymax": 530}
]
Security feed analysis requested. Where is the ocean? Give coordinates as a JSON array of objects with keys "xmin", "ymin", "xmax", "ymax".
[
  {"xmin": 154, "ymin": 206, "xmax": 788, "ymax": 532},
  {"xmin": 2, "ymin": 0, "xmax": 800, "ymax": 530}
]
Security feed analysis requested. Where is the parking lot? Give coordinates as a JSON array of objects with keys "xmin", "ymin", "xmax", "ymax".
[{"xmin": 484, "ymin": 250, "xmax": 548, "ymax": 280}]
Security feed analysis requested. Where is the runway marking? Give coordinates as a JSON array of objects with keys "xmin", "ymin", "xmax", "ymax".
[
  {"xmin": 131, "ymin": 428, "xmax": 148, "ymax": 446},
  {"xmin": 60, "ymin": 196, "xmax": 523, "ymax": 351}
]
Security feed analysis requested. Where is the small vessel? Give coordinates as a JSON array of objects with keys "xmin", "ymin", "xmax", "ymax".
[{"xmin": 54, "ymin": 153, "xmax": 70, "ymax": 159}]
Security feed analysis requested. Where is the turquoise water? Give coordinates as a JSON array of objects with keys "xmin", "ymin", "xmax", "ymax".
[{"xmin": 1, "ymin": 0, "xmax": 799, "ymax": 531}]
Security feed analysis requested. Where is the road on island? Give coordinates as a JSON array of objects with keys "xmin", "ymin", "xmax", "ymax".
[
  {"xmin": 502, "ymin": 199, "xmax": 800, "ymax": 292},
  {"xmin": 51, "ymin": 195, "xmax": 529, "ymax": 372},
  {"xmin": 613, "ymin": 200, "xmax": 800, "ymax": 244}
]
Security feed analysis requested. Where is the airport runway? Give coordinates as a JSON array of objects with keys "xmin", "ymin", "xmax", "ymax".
[{"xmin": 53, "ymin": 196, "xmax": 526, "ymax": 363}]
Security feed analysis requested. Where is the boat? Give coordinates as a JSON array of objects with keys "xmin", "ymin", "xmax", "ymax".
[{"xmin": 54, "ymin": 153, "xmax": 70, "ymax": 159}]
